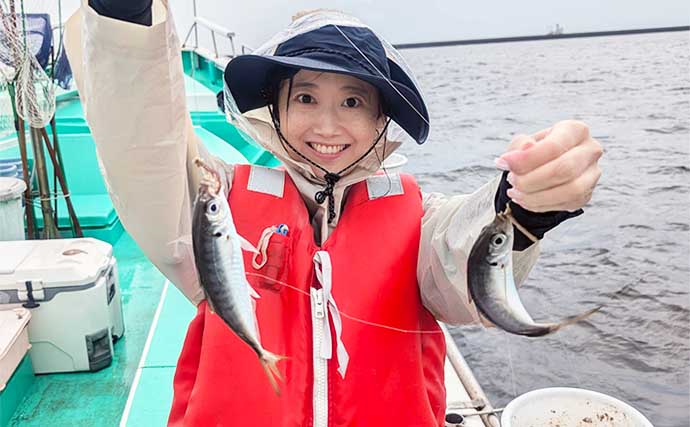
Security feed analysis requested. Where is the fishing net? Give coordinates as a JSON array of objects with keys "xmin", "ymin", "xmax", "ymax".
[
  {"xmin": 223, "ymin": 9, "xmax": 428, "ymax": 149},
  {"xmin": 0, "ymin": 0, "xmax": 56, "ymax": 130}
]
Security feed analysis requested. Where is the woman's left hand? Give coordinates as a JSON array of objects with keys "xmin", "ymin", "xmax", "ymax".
[{"xmin": 495, "ymin": 120, "xmax": 603, "ymax": 213}]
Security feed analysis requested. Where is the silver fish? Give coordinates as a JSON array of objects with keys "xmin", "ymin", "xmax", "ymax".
[
  {"xmin": 467, "ymin": 212, "xmax": 600, "ymax": 336},
  {"xmin": 192, "ymin": 158, "xmax": 285, "ymax": 393}
]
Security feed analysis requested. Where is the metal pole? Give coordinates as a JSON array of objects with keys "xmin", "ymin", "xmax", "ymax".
[
  {"xmin": 57, "ymin": 0, "xmax": 64, "ymax": 50},
  {"xmin": 192, "ymin": 0, "xmax": 199, "ymax": 48},
  {"xmin": 211, "ymin": 32, "xmax": 218, "ymax": 58}
]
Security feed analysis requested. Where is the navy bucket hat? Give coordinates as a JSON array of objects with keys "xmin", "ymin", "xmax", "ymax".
[{"xmin": 224, "ymin": 25, "xmax": 430, "ymax": 144}]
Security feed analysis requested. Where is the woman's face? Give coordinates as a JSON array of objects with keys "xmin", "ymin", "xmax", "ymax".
[{"xmin": 277, "ymin": 70, "xmax": 385, "ymax": 178}]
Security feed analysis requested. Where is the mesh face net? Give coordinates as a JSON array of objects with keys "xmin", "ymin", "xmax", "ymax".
[{"xmin": 223, "ymin": 9, "xmax": 428, "ymax": 150}]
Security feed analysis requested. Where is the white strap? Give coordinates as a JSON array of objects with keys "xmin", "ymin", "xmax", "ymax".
[
  {"xmin": 312, "ymin": 251, "xmax": 349, "ymax": 378},
  {"xmin": 252, "ymin": 226, "xmax": 275, "ymax": 269}
]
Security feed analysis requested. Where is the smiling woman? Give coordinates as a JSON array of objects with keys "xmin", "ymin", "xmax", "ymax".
[{"xmin": 275, "ymin": 70, "xmax": 386, "ymax": 178}]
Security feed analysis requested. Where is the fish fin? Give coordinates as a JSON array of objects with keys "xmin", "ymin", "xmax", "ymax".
[
  {"xmin": 544, "ymin": 305, "xmax": 603, "ymax": 336},
  {"xmin": 239, "ymin": 234, "xmax": 260, "ymax": 254},
  {"xmin": 259, "ymin": 351, "xmax": 288, "ymax": 396}
]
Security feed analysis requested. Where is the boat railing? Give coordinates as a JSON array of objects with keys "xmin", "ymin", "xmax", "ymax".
[{"xmin": 182, "ymin": 16, "xmax": 237, "ymax": 60}]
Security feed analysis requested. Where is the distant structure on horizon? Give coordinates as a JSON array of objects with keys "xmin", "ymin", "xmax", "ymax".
[
  {"xmin": 394, "ymin": 25, "xmax": 690, "ymax": 50},
  {"xmin": 547, "ymin": 24, "xmax": 564, "ymax": 35}
]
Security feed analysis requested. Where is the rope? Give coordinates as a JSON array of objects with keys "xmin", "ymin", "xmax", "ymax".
[{"xmin": 503, "ymin": 203, "xmax": 539, "ymax": 243}]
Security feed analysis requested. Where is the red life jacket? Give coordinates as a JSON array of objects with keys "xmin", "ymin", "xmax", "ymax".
[{"xmin": 168, "ymin": 165, "xmax": 446, "ymax": 426}]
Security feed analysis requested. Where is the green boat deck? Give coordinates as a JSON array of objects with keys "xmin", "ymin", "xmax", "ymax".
[{"xmin": 1, "ymin": 51, "xmax": 280, "ymax": 426}]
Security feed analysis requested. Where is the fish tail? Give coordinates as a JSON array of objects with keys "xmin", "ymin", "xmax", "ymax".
[
  {"xmin": 260, "ymin": 350, "xmax": 288, "ymax": 396},
  {"xmin": 549, "ymin": 305, "xmax": 603, "ymax": 334}
]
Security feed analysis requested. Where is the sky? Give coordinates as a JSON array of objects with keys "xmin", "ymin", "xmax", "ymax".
[{"xmin": 36, "ymin": 0, "xmax": 690, "ymax": 50}]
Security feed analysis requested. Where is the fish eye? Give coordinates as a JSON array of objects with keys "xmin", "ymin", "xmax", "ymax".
[
  {"xmin": 491, "ymin": 233, "xmax": 506, "ymax": 246},
  {"xmin": 206, "ymin": 200, "xmax": 219, "ymax": 215}
]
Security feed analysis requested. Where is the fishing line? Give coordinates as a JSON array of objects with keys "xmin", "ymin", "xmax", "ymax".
[
  {"xmin": 245, "ymin": 271, "xmax": 444, "ymax": 335},
  {"xmin": 502, "ymin": 332, "xmax": 519, "ymax": 398},
  {"xmin": 555, "ymin": 335, "xmax": 584, "ymax": 388}
]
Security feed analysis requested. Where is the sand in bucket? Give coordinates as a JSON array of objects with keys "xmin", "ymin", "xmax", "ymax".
[{"xmin": 501, "ymin": 387, "xmax": 653, "ymax": 427}]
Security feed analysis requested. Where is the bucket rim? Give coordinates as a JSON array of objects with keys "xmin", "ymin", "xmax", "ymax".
[{"xmin": 501, "ymin": 387, "xmax": 653, "ymax": 427}]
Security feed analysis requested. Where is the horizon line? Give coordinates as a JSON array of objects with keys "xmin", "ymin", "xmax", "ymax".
[{"xmin": 393, "ymin": 25, "xmax": 690, "ymax": 49}]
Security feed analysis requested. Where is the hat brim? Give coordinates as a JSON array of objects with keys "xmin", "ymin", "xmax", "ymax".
[{"xmin": 225, "ymin": 55, "xmax": 429, "ymax": 144}]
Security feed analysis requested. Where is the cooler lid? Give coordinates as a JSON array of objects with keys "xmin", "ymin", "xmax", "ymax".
[
  {"xmin": 0, "ymin": 238, "xmax": 113, "ymax": 290},
  {"xmin": 0, "ymin": 308, "xmax": 31, "ymax": 361},
  {"xmin": 0, "ymin": 241, "xmax": 33, "ymax": 275}
]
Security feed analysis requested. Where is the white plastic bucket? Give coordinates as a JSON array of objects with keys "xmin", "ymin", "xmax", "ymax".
[
  {"xmin": 0, "ymin": 177, "xmax": 26, "ymax": 241},
  {"xmin": 380, "ymin": 153, "xmax": 408, "ymax": 174},
  {"xmin": 501, "ymin": 387, "xmax": 653, "ymax": 427}
]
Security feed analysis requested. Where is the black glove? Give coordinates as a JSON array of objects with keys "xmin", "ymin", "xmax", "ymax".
[
  {"xmin": 88, "ymin": 0, "xmax": 153, "ymax": 26},
  {"xmin": 495, "ymin": 171, "xmax": 583, "ymax": 251}
]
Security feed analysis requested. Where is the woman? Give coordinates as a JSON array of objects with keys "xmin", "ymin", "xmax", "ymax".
[{"xmin": 65, "ymin": 1, "xmax": 602, "ymax": 425}]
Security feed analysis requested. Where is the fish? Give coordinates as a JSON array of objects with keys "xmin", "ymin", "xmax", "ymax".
[
  {"xmin": 467, "ymin": 211, "xmax": 600, "ymax": 337},
  {"xmin": 191, "ymin": 157, "xmax": 285, "ymax": 393}
]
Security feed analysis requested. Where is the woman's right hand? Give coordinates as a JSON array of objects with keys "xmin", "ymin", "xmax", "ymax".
[{"xmin": 88, "ymin": 0, "xmax": 153, "ymax": 25}]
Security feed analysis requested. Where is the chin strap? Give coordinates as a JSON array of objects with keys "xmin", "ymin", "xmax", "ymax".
[
  {"xmin": 314, "ymin": 172, "xmax": 341, "ymax": 223},
  {"xmin": 268, "ymin": 104, "xmax": 390, "ymax": 223}
]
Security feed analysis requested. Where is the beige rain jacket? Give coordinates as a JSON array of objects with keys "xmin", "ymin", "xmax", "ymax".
[{"xmin": 64, "ymin": 0, "xmax": 540, "ymax": 326}]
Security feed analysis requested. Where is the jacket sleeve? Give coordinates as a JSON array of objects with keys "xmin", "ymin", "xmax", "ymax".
[
  {"xmin": 417, "ymin": 176, "xmax": 540, "ymax": 325},
  {"xmin": 64, "ymin": 0, "xmax": 232, "ymax": 305}
]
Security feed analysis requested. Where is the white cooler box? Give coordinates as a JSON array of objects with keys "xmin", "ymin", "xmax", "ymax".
[{"xmin": 0, "ymin": 238, "xmax": 125, "ymax": 374}]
